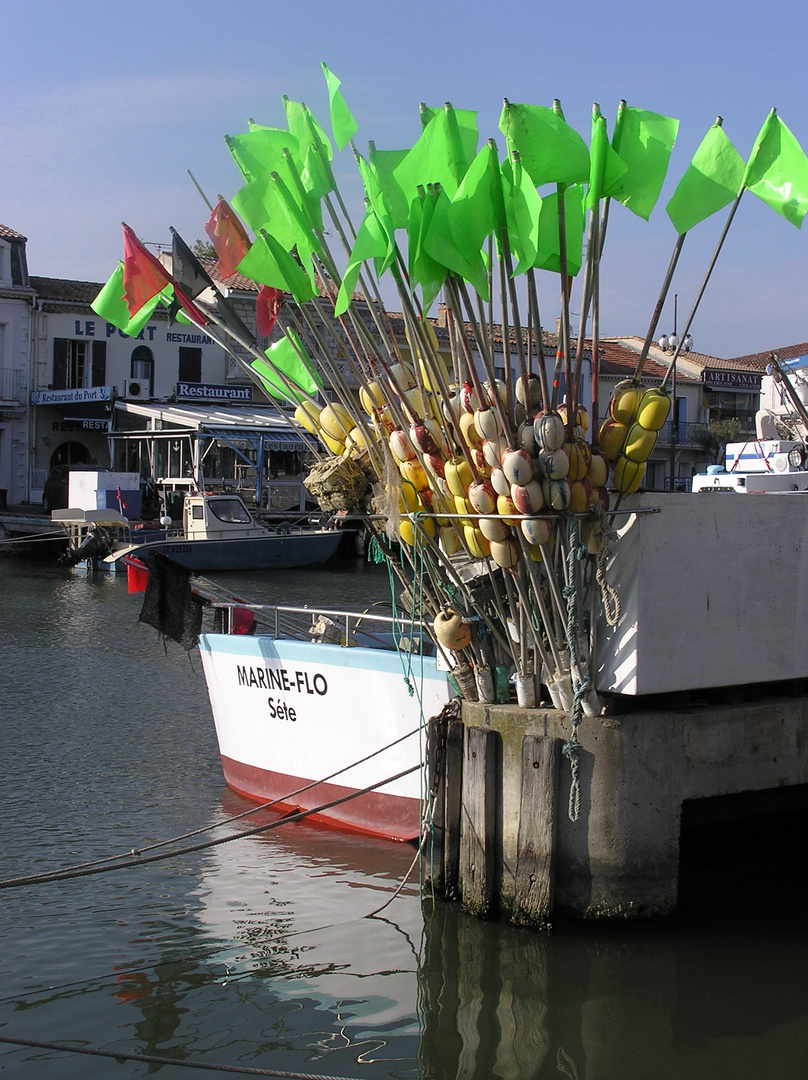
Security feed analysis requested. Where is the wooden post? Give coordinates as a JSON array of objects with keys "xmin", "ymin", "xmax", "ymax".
[
  {"xmin": 443, "ymin": 717, "xmax": 464, "ymax": 900},
  {"xmin": 460, "ymin": 725, "xmax": 499, "ymax": 919},
  {"xmin": 512, "ymin": 736, "xmax": 560, "ymax": 930},
  {"xmin": 423, "ymin": 713, "xmax": 448, "ymax": 897}
]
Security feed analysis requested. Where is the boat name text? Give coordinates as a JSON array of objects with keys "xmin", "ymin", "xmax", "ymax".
[{"xmin": 237, "ymin": 664, "xmax": 328, "ymax": 696}]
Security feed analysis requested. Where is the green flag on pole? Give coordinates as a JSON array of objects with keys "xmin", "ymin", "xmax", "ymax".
[
  {"xmin": 498, "ymin": 101, "xmax": 590, "ymax": 188},
  {"xmin": 743, "ymin": 109, "xmax": 808, "ymax": 228},
  {"xmin": 334, "ymin": 205, "xmax": 389, "ymax": 316},
  {"xmin": 226, "ymin": 127, "xmax": 299, "ymax": 184},
  {"xmin": 408, "ymin": 188, "xmax": 448, "ymax": 313},
  {"xmin": 501, "ymin": 154, "xmax": 541, "ymax": 275},
  {"xmin": 666, "ymin": 121, "xmax": 745, "ymax": 234},
  {"xmin": 607, "ymin": 104, "xmax": 679, "ymax": 219},
  {"xmin": 321, "ymin": 62, "xmax": 358, "ymax": 150},
  {"xmin": 237, "ymin": 231, "xmax": 316, "ymax": 304},
  {"xmin": 587, "ymin": 109, "xmax": 627, "ymax": 210},
  {"xmin": 91, "ymin": 262, "xmax": 161, "ymax": 336},
  {"xmin": 423, "ymin": 184, "xmax": 489, "ymax": 300},
  {"xmin": 250, "ymin": 330, "xmax": 322, "ymax": 402},
  {"xmin": 534, "ymin": 186, "xmax": 585, "ymax": 275},
  {"xmin": 447, "ymin": 142, "xmax": 499, "ymax": 264},
  {"xmin": 393, "ymin": 105, "xmax": 479, "ymax": 204},
  {"xmin": 367, "ymin": 146, "xmax": 409, "ymax": 230}
]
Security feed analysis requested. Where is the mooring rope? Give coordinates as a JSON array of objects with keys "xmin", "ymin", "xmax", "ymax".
[
  {"xmin": 561, "ymin": 514, "xmax": 589, "ymax": 822},
  {"xmin": 0, "ymin": 765, "xmax": 419, "ymax": 890},
  {"xmin": 0, "ymin": 1036, "xmax": 365, "ymax": 1079},
  {"xmin": 14, "ymin": 724, "xmax": 425, "ymax": 881}
]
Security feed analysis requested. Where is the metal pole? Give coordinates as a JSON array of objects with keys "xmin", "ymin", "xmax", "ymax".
[{"xmin": 669, "ymin": 295, "xmax": 677, "ymax": 489}]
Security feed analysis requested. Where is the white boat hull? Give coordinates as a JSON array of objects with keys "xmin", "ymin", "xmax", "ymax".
[{"xmin": 198, "ymin": 632, "xmax": 452, "ymax": 841}]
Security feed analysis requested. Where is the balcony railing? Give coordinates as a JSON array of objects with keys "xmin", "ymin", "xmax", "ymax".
[
  {"xmin": 0, "ymin": 367, "xmax": 25, "ymax": 403},
  {"xmin": 657, "ymin": 421, "xmax": 709, "ymax": 446}
]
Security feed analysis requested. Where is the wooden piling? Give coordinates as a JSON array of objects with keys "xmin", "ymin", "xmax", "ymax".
[
  {"xmin": 512, "ymin": 736, "xmax": 561, "ymax": 930},
  {"xmin": 460, "ymin": 725, "xmax": 499, "ymax": 919},
  {"xmin": 423, "ymin": 712, "xmax": 447, "ymax": 897},
  {"xmin": 443, "ymin": 717, "xmax": 464, "ymax": 899}
]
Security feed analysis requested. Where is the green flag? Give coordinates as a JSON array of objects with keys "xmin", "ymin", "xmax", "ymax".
[
  {"xmin": 534, "ymin": 186, "xmax": 585, "ymax": 275},
  {"xmin": 423, "ymin": 184, "xmax": 489, "ymax": 300},
  {"xmin": 447, "ymin": 142, "xmax": 499, "ymax": 264},
  {"xmin": 743, "ymin": 110, "xmax": 808, "ymax": 228},
  {"xmin": 334, "ymin": 204, "xmax": 390, "ymax": 316},
  {"xmin": 250, "ymin": 330, "xmax": 322, "ymax": 402},
  {"xmin": 587, "ymin": 109, "xmax": 627, "ymax": 210},
  {"xmin": 321, "ymin": 62, "xmax": 358, "ymax": 150},
  {"xmin": 225, "ymin": 127, "xmax": 299, "ymax": 183},
  {"xmin": 355, "ymin": 153, "xmax": 397, "ymax": 267},
  {"xmin": 393, "ymin": 105, "xmax": 479, "ymax": 204},
  {"xmin": 408, "ymin": 188, "xmax": 447, "ymax": 313},
  {"xmin": 367, "ymin": 145, "xmax": 409, "ymax": 229},
  {"xmin": 91, "ymin": 262, "xmax": 161, "ymax": 336},
  {"xmin": 498, "ymin": 101, "xmax": 589, "ymax": 188},
  {"xmin": 501, "ymin": 155, "xmax": 541, "ymax": 275},
  {"xmin": 237, "ymin": 231, "xmax": 316, "ymax": 304},
  {"xmin": 608, "ymin": 104, "xmax": 679, "ymax": 219},
  {"xmin": 666, "ymin": 121, "xmax": 745, "ymax": 234}
]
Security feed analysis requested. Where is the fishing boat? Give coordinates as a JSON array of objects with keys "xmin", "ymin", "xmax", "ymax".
[
  {"xmin": 74, "ymin": 492, "xmax": 346, "ymax": 572},
  {"xmin": 196, "ymin": 599, "xmax": 453, "ymax": 842}
]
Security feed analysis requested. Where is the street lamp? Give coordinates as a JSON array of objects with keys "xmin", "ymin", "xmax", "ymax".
[{"xmin": 658, "ymin": 295, "xmax": 693, "ymax": 490}]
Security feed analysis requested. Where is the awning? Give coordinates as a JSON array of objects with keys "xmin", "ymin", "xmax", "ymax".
[{"xmin": 113, "ymin": 400, "xmax": 307, "ymax": 451}]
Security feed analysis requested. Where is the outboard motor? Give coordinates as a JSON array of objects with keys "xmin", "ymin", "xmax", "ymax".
[{"xmin": 60, "ymin": 527, "xmax": 116, "ymax": 567}]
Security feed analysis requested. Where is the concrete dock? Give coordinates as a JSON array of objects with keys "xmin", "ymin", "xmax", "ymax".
[{"xmin": 424, "ymin": 691, "xmax": 808, "ymax": 923}]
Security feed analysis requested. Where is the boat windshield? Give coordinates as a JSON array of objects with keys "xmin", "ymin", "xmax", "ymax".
[{"xmin": 207, "ymin": 499, "xmax": 253, "ymax": 524}]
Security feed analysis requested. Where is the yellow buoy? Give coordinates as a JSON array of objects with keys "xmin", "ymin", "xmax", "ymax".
[
  {"xmin": 564, "ymin": 440, "xmax": 592, "ymax": 482},
  {"xmin": 398, "ymin": 479, "xmax": 419, "ymax": 514},
  {"xmin": 320, "ymin": 430, "xmax": 346, "ymax": 456},
  {"xmin": 623, "ymin": 422, "xmax": 657, "ymax": 463},
  {"xmin": 568, "ymin": 478, "xmax": 593, "ymax": 514},
  {"xmin": 359, "ymin": 381, "xmax": 386, "ymax": 415},
  {"xmin": 319, "ymin": 402, "xmax": 353, "ymax": 440},
  {"xmin": 294, "ymin": 400, "xmax": 320, "ymax": 436},
  {"xmin": 609, "ymin": 381, "xmax": 642, "ymax": 425},
  {"xmin": 399, "ymin": 458, "xmax": 430, "ymax": 492},
  {"xmin": 398, "ymin": 512, "xmax": 436, "ymax": 546},
  {"xmin": 587, "ymin": 451, "xmax": 609, "ymax": 488},
  {"xmin": 458, "ymin": 411, "xmax": 483, "ymax": 449},
  {"xmin": 463, "ymin": 524, "xmax": 491, "ymax": 558},
  {"xmin": 453, "ymin": 494, "xmax": 473, "ymax": 526},
  {"xmin": 598, "ymin": 418, "xmax": 629, "ymax": 461},
  {"xmin": 445, "ymin": 457, "xmax": 472, "ymax": 498},
  {"xmin": 612, "ymin": 457, "xmax": 646, "ymax": 493},
  {"xmin": 496, "ymin": 493, "xmax": 519, "ymax": 525},
  {"xmin": 636, "ymin": 387, "xmax": 671, "ymax": 432}
]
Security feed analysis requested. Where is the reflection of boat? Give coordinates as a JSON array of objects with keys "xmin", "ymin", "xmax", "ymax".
[
  {"xmin": 101, "ymin": 492, "xmax": 344, "ymax": 572},
  {"xmin": 197, "ymin": 601, "xmax": 453, "ymax": 842}
]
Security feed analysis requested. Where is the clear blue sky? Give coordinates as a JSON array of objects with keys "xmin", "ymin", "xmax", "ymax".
[{"xmin": 3, "ymin": 0, "xmax": 808, "ymax": 359}]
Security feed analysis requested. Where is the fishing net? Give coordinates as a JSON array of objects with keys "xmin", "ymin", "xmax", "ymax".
[{"xmin": 303, "ymin": 453, "xmax": 375, "ymax": 513}]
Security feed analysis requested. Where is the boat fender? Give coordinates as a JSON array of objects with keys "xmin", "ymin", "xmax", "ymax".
[{"xmin": 276, "ymin": 521, "xmax": 292, "ymax": 534}]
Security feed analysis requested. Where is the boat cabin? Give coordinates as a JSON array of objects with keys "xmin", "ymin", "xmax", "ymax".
[{"xmin": 182, "ymin": 494, "xmax": 269, "ymax": 541}]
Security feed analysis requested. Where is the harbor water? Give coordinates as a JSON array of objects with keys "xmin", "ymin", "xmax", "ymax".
[{"xmin": 1, "ymin": 555, "xmax": 807, "ymax": 1079}]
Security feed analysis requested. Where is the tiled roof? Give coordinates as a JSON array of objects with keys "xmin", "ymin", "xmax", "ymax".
[
  {"xmin": 727, "ymin": 341, "xmax": 808, "ymax": 370},
  {"xmin": 596, "ymin": 339, "xmax": 675, "ymax": 381},
  {"xmin": 0, "ymin": 223, "xmax": 26, "ymax": 241},
  {"xmin": 29, "ymin": 276, "xmax": 104, "ymax": 303}
]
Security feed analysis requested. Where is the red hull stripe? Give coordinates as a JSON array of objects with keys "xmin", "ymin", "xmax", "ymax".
[{"xmin": 220, "ymin": 755, "xmax": 422, "ymax": 843}]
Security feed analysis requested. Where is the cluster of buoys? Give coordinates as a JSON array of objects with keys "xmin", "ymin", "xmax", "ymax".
[{"xmin": 598, "ymin": 379, "xmax": 671, "ymax": 494}]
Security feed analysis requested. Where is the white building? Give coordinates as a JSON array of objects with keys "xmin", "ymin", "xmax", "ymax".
[{"xmin": 0, "ymin": 225, "xmax": 35, "ymax": 508}]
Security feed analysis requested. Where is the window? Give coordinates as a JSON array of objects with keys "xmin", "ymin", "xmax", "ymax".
[
  {"xmin": 178, "ymin": 346, "xmax": 202, "ymax": 383},
  {"xmin": 53, "ymin": 338, "xmax": 90, "ymax": 390},
  {"xmin": 130, "ymin": 346, "xmax": 154, "ymax": 393}
]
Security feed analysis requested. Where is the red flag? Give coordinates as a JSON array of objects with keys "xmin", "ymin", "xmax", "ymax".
[
  {"xmin": 121, "ymin": 223, "xmax": 208, "ymax": 326},
  {"xmin": 204, "ymin": 198, "xmax": 251, "ymax": 279},
  {"xmin": 256, "ymin": 285, "xmax": 284, "ymax": 337},
  {"xmin": 122, "ymin": 223, "xmax": 173, "ymax": 314}
]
